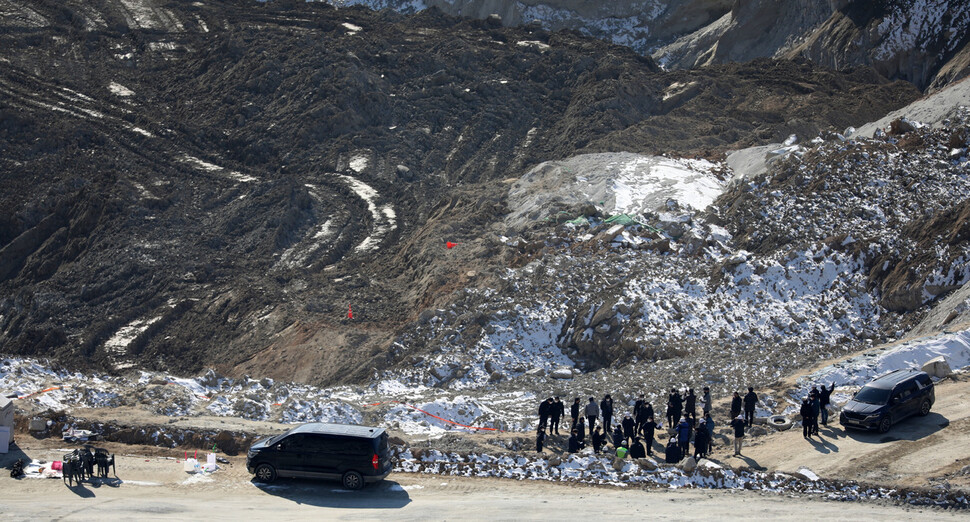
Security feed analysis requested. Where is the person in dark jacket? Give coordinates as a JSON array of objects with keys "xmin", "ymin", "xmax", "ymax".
[
  {"xmin": 636, "ymin": 400, "xmax": 653, "ymax": 434},
  {"xmin": 808, "ymin": 391, "xmax": 820, "ymax": 436},
  {"xmin": 800, "ymin": 397, "xmax": 813, "ymax": 439},
  {"xmin": 568, "ymin": 430, "xmax": 582, "ymax": 453},
  {"xmin": 730, "ymin": 391, "xmax": 743, "ymax": 420},
  {"xmin": 600, "ymin": 394, "xmax": 614, "ymax": 433},
  {"xmin": 693, "ymin": 419, "xmax": 710, "ymax": 459},
  {"xmin": 704, "ymin": 412, "xmax": 715, "ymax": 453},
  {"xmin": 743, "ymin": 387, "xmax": 758, "ymax": 427},
  {"xmin": 629, "ymin": 437, "xmax": 646, "ymax": 459},
  {"xmin": 668, "ymin": 389, "xmax": 683, "ymax": 426},
  {"xmin": 819, "ymin": 382, "xmax": 835, "ymax": 425},
  {"xmin": 676, "ymin": 417, "xmax": 691, "ymax": 456},
  {"xmin": 702, "ymin": 387, "xmax": 712, "ymax": 417},
  {"xmin": 538, "ymin": 397, "xmax": 553, "ymax": 430},
  {"xmin": 685, "ymin": 389, "xmax": 697, "ymax": 424},
  {"xmin": 640, "ymin": 417, "xmax": 659, "ymax": 456},
  {"xmin": 665, "ymin": 436, "xmax": 682, "ymax": 463},
  {"xmin": 730, "ymin": 415, "xmax": 746, "ymax": 456},
  {"xmin": 634, "ymin": 394, "xmax": 646, "ymax": 426},
  {"xmin": 612, "ymin": 424, "xmax": 624, "ymax": 448},
  {"xmin": 536, "ymin": 427, "xmax": 546, "ymax": 453},
  {"xmin": 570, "ymin": 397, "xmax": 581, "ymax": 427},
  {"xmin": 577, "ymin": 416, "xmax": 586, "ymax": 444},
  {"xmin": 550, "ymin": 396, "xmax": 564, "ymax": 435},
  {"xmin": 622, "ymin": 414, "xmax": 636, "ymax": 445},
  {"xmin": 592, "ymin": 426, "xmax": 606, "ymax": 454}
]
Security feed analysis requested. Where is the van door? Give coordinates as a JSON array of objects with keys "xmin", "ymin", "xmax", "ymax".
[
  {"xmin": 892, "ymin": 381, "xmax": 920, "ymax": 419},
  {"xmin": 275, "ymin": 433, "xmax": 311, "ymax": 474},
  {"xmin": 304, "ymin": 435, "xmax": 346, "ymax": 477}
]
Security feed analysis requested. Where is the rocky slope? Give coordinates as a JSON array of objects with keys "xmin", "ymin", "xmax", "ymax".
[
  {"xmin": 0, "ymin": 0, "xmax": 926, "ymax": 386},
  {"xmin": 337, "ymin": 0, "xmax": 970, "ymax": 91}
]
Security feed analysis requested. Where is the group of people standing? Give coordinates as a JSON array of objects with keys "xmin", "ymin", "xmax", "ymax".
[
  {"xmin": 534, "ymin": 386, "xmax": 762, "ymax": 462},
  {"xmin": 799, "ymin": 383, "xmax": 835, "ymax": 439}
]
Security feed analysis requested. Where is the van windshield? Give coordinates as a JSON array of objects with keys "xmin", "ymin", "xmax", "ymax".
[{"xmin": 854, "ymin": 386, "xmax": 890, "ymax": 405}]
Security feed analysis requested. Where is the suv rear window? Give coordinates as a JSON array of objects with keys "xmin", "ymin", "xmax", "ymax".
[{"xmin": 854, "ymin": 386, "xmax": 890, "ymax": 405}]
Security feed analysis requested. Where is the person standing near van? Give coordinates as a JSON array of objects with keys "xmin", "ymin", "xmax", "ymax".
[
  {"xmin": 702, "ymin": 387, "xmax": 712, "ymax": 417},
  {"xmin": 743, "ymin": 387, "xmax": 758, "ymax": 427},
  {"xmin": 570, "ymin": 398, "xmax": 581, "ymax": 427},
  {"xmin": 819, "ymin": 382, "xmax": 835, "ymax": 425},
  {"xmin": 800, "ymin": 397, "xmax": 813, "ymax": 439},
  {"xmin": 585, "ymin": 397, "xmax": 600, "ymax": 431}
]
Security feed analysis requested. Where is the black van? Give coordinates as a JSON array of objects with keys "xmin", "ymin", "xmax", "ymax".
[
  {"xmin": 246, "ymin": 423, "xmax": 392, "ymax": 489},
  {"xmin": 839, "ymin": 368, "xmax": 935, "ymax": 433}
]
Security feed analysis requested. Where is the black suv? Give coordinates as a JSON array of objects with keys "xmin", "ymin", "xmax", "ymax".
[
  {"xmin": 246, "ymin": 423, "xmax": 392, "ymax": 489},
  {"xmin": 840, "ymin": 368, "xmax": 935, "ymax": 433}
]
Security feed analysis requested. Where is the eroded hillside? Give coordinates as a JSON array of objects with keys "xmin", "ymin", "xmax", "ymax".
[{"xmin": 0, "ymin": 0, "xmax": 926, "ymax": 386}]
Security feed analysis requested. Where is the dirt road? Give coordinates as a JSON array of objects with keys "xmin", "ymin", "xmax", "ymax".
[
  {"xmin": 722, "ymin": 376, "xmax": 970, "ymax": 491},
  {"xmin": 0, "ymin": 456, "xmax": 961, "ymax": 521}
]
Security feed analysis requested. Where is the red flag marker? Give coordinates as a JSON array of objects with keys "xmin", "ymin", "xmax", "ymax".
[
  {"xmin": 446, "ymin": 241, "xmax": 458, "ymax": 249},
  {"xmin": 347, "ymin": 305, "xmax": 354, "ymax": 319}
]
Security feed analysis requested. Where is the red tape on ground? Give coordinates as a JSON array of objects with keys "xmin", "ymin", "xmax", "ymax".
[
  {"xmin": 365, "ymin": 400, "xmax": 502, "ymax": 432},
  {"xmin": 17, "ymin": 386, "xmax": 62, "ymax": 399}
]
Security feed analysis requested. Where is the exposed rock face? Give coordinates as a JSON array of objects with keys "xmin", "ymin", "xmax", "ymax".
[
  {"xmin": 339, "ymin": 0, "xmax": 970, "ymax": 91},
  {"xmin": 335, "ymin": 0, "xmax": 734, "ymax": 53},
  {"xmin": 653, "ymin": 0, "xmax": 970, "ymax": 91}
]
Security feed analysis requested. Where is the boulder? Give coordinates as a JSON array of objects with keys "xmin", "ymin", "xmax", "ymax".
[
  {"xmin": 550, "ymin": 368, "xmax": 574, "ymax": 380},
  {"xmin": 612, "ymin": 457, "xmax": 626, "ymax": 471},
  {"xmin": 922, "ymin": 356, "xmax": 952, "ymax": 378},
  {"xmin": 213, "ymin": 430, "xmax": 240, "ymax": 455},
  {"xmin": 547, "ymin": 456, "xmax": 562, "ymax": 467},
  {"xmin": 889, "ymin": 117, "xmax": 918, "ymax": 135},
  {"xmin": 637, "ymin": 457, "xmax": 658, "ymax": 470},
  {"xmin": 748, "ymin": 426, "xmax": 767, "ymax": 436},
  {"xmin": 679, "ymin": 456, "xmax": 697, "ymax": 473}
]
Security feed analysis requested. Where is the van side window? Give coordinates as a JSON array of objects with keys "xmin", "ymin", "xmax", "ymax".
[
  {"xmin": 896, "ymin": 382, "xmax": 918, "ymax": 400},
  {"xmin": 280, "ymin": 434, "xmax": 306, "ymax": 450},
  {"xmin": 916, "ymin": 375, "xmax": 932, "ymax": 388}
]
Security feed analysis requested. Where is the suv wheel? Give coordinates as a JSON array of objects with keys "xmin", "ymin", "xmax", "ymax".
[
  {"xmin": 918, "ymin": 400, "xmax": 931, "ymax": 416},
  {"xmin": 877, "ymin": 416, "xmax": 892, "ymax": 434},
  {"xmin": 254, "ymin": 463, "xmax": 277, "ymax": 483},
  {"xmin": 342, "ymin": 470, "xmax": 364, "ymax": 490}
]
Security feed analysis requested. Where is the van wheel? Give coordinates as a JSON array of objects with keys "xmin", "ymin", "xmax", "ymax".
[
  {"xmin": 918, "ymin": 400, "xmax": 931, "ymax": 416},
  {"xmin": 342, "ymin": 470, "xmax": 364, "ymax": 490},
  {"xmin": 254, "ymin": 464, "xmax": 277, "ymax": 483},
  {"xmin": 877, "ymin": 416, "xmax": 892, "ymax": 434}
]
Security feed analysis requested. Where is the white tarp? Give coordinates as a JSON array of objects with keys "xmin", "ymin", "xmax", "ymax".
[{"xmin": 0, "ymin": 396, "xmax": 12, "ymax": 452}]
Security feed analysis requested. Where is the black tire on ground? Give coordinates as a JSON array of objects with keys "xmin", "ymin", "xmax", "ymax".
[
  {"xmin": 342, "ymin": 470, "xmax": 364, "ymax": 490},
  {"xmin": 877, "ymin": 416, "xmax": 892, "ymax": 434},
  {"xmin": 254, "ymin": 463, "xmax": 277, "ymax": 483},
  {"xmin": 919, "ymin": 400, "xmax": 931, "ymax": 416}
]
